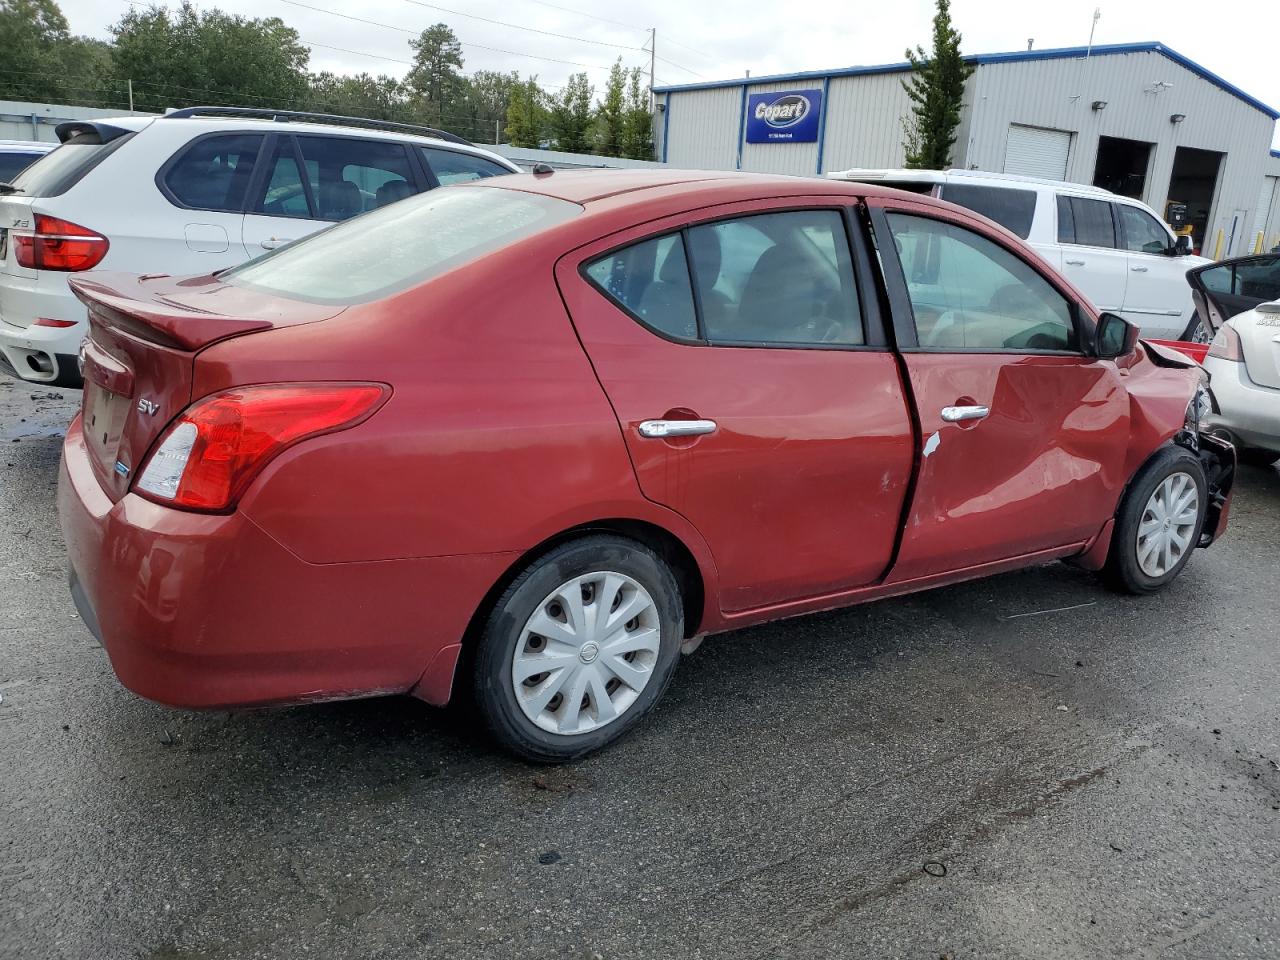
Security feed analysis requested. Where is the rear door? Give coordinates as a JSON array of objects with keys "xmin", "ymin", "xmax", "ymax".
[
  {"xmin": 868, "ymin": 197, "xmax": 1130, "ymax": 580},
  {"xmin": 1114, "ymin": 201, "xmax": 1187, "ymax": 338},
  {"xmin": 241, "ymin": 135, "xmax": 328, "ymax": 255},
  {"xmin": 557, "ymin": 198, "xmax": 915, "ymax": 612},
  {"xmin": 156, "ymin": 132, "xmax": 263, "ymax": 269},
  {"xmin": 1051, "ymin": 193, "xmax": 1128, "ymax": 315},
  {"xmin": 1189, "ymin": 255, "xmax": 1280, "ymax": 388}
]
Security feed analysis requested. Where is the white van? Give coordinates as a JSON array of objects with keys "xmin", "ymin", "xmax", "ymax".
[{"xmin": 827, "ymin": 168, "xmax": 1211, "ymax": 341}]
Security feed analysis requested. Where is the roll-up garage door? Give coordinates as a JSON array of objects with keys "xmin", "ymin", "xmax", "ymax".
[{"xmin": 1003, "ymin": 125, "xmax": 1072, "ymax": 180}]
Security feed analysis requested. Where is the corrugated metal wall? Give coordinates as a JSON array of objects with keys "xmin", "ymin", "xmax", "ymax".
[
  {"xmin": 657, "ymin": 49, "xmax": 1278, "ymax": 256},
  {"xmin": 0, "ymin": 99, "xmax": 150, "ymax": 142},
  {"xmin": 962, "ymin": 51, "xmax": 1274, "ymax": 254}
]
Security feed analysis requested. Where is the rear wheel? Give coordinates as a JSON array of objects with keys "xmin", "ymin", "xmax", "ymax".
[
  {"xmin": 1180, "ymin": 311, "xmax": 1209, "ymax": 344},
  {"xmin": 1103, "ymin": 447, "xmax": 1207, "ymax": 594},
  {"xmin": 472, "ymin": 535, "xmax": 683, "ymax": 763}
]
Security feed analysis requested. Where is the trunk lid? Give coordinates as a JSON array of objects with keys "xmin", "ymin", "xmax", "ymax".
[
  {"xmin": 1236, "ymin": 302, "xmax": 1280, "ymax": 390},
  {"xmin": 69, "ymin": 272, "xmax": 344, "ymax": 501}
]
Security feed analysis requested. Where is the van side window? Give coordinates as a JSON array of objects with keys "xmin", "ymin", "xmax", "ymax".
[
  {"xmin": 1056, "ymin": 195, "xmax": 1116, "ymax": 248},
  {"xmin": 1116, "ymin": 204, "xmax": 1171, "ymax": 254},
  {"xmin": 940, "ymin": 184, "xmax": 1036, "ymax": 239},
  {"xmin": 584, "ymin": 234, "xmax": 698, "ymax": 340},
  {"xmin": 163, "ymin": 134, "xmax": 263, "ymax": 212}
]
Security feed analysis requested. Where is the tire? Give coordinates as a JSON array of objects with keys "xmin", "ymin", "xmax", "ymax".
[
  {"xmin": 1103, "ymin": 446, "xmax": 1207, "ymax": 595},
  {"xmin": 471, "ymin": 534, "xmax": 684, "ymax": 763},
  {"xmin": 1180, "ymin": 311, "xmax": 1209, "ymax": 344}
]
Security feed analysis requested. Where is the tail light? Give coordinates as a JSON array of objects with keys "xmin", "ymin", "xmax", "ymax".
[
  {"xmin": 135, "ymin": 383, "xmax": 389, "ymax": 512},
  {"xmin": 13, "ymin": 214, "xmax": 109, "ymax": 271},
  {"xmin": 1207, "ymin": 323, "xmax": 1243, "ymax": 362}
]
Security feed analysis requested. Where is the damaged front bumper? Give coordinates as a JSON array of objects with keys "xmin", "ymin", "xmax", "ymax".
[{"xmin": 1183, "ymin": 429, "xmax": 1236, "ymax": 547}]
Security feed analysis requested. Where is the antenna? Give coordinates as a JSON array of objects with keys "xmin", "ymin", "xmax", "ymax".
[{"xmin": 1085, "ymin": 7, "xmax": 1101, "ymax": 61}]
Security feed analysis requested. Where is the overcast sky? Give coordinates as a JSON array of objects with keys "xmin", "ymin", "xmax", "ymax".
[{"xmin": 58, "ymin": 0, "xmax": 1280, "ymax": 147}]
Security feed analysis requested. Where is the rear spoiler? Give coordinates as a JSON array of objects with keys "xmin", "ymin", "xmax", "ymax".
[
  {"xmin": 68, "ymin": 274, "xmax": 273, "ymax": 351},
  {"xmin": 54, "ymin": 121, "xmax": 137, "ymax": 145}
]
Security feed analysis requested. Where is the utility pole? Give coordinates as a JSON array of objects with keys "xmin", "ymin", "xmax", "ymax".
[
  {"xmin": 127, "ymin": 78, "xmax": 134, "ymax": 112},
  {"xmin": 495, "ymin": 118, "xmax": 501, "ymax": 145},
  {"xmin": 649, "ymin": 28, "xmax": 656, "ymax": 111}
]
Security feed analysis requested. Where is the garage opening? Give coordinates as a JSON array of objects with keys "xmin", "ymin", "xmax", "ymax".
[
  {"xmin": 1092, "ymin": 136, "xmax": 1153, "ymax": 199},
  {"xmin": 1167, "ymin": 146, "xmax": 1223, "ymax": 252}
]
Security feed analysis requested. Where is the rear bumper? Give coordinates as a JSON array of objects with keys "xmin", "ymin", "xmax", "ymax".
[
  {"xmin": 0, "ymin": 271, "xmax": 84, "ymax": 385},
  {"xmin": 58, "ymin": 414, "xmax": 511, "ymax": 709},
  {"xmin": 1203, "ymin": 355, "xmax": 1280, "ymax": 454}
]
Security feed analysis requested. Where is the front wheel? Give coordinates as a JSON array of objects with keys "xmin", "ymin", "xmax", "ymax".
[
  {"xmin": 472, "ymin": 535, "xmax": 684, "ymax": 763},
  {"xmin": 1103, "ymin": 447, "xmax": 1207, "ymax": 595}
]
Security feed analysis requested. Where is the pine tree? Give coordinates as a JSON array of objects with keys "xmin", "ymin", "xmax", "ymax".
[
  {"xmin": 900, "ymin": 0, "xmax": 973, "ymax": 169},
  {"xmin": 548, "ymin": 72, "xmax": 594, "ymax": 153},
  {"xmin": 594, "ymin": 59, "xmax": 626, "ymax": 158},
  {"xmin": 505, "ymin": 75, "xmax": 545, "ymax": 148},
  {"xmin": 619, "ymin": 67, "xmax": 653, "ymax": 160}
]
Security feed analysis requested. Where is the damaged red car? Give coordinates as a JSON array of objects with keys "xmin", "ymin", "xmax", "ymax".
[{"xmin": 58, "ymin": 171, "xmax": 1235, "ymax": 762}]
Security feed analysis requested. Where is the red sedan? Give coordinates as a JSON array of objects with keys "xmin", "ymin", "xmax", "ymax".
[{"xmin": 58, "ymin": 171, "xmax": 1235, "ymax": 761}]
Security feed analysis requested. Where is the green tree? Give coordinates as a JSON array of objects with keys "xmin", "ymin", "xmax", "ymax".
[
  {"xmin": 307, "ymin": 72, "xmax": 412, "ymax": 122},
  {"xmin": 594, "ymin": 58, "xmax": 626, "ymax": 158},
  {"xmin": 111, "ymin": 2, "xmax": 310, "ymax": 112},
  {"xmin": 456, "ymin": 69, "xmax": 521, "ymax": 143},
  {"xmin": 900, "ymin": 0, "xmax": 972, "ymax": 169},
  {"xmin": 0, "ymin": 0, "xmax": 119, "ymax": 107},
  {"xmin": 504, "ymin": 75, "xmax": 546, "ymax": 148},
  {"xmin": 619, "ymin": 67, "xmax": 652, "ymax": 160},
  {"xmin": 407, "ymin": 23, "xmax": 465, "ymax": 128},
  {"xmin": 547, "ymin": 72, "xmax": 593, "ymax": 153}
]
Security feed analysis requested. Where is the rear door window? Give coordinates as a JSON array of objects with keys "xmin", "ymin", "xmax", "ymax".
[
  {"xmin": 687, "ymin": 210, "xmax": 863, "ymax": 346},
  {"xmin": 420, "ymin": 147, "xmax": 511, "ymax": 185},
  {"xmin": 256, "ymin": 137, "xmax": 312, "ymax": 219},
  {"xmin": 162, "ymin": 133, "xmax": 263, "ymax": 212},
  {"xmin": 1057, "ymin": 195, "xmax": 1116, "ymax": 248},
  {"xmin": 296, "ymin": 136, "xmax": 417, "ymax": 221},
  {"xmin": 940, "ymin": 183, "xmax": 1036, "ymax": 239}
]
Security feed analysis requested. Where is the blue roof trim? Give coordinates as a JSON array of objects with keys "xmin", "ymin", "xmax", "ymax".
[
  {"xmin": 654, "ymin": 41, "xmax": 1280, "ymax": 120},
  {"xmin": 1272, "ymin": 149, "xmax": 1280, "ymax": 158}
]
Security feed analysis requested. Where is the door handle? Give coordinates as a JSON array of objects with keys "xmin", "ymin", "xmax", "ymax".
[
  {"xmin": 1130, "ymin": 265, "xmax": 1149, "ymax": 273},
  {"xmin": 940, "ymin": 405, "xmax": 990, "ymax": 423},
  {"xmin": 638, "ymin": 419, "xmax": 717, "ymax": 438},
  {"xmin": 1065, "ymin": 258, "xmax": 1085, "ymax": 266},
  {"xmin": 259, "ymin": 238, "xmax": 292, "ymax": 250}
]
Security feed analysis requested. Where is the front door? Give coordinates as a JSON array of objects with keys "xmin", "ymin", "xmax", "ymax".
[
  {"xmin": 558, "ymin": 199, "xmax": 915, "ymax": 612},
  {"xmin": 869, "ymin": 199, "xmax": 1130, "ymax": 581},
  {"xmin": 1115, "ymin": 201, "xmax": 1187, "ymax": 338},
  {"xmin": 1047, "ymin": 193, "xmax": 1128, "ymax": 315}
]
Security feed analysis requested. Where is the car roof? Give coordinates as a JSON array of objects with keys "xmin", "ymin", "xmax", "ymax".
[
  {"xmin": 85, "ymin": 114, "xmax": 513, "ymax": 165},
  {"xmin": 476, "ymin": 168, "xmax": 878, "ymax": 205},
  {"xmin": 828, "ymin": 166, "xmax": 1116, "ymax": 197},
  {"xmin": 0, "ymin": 139, "xmax": 54, "ymax": 151}
]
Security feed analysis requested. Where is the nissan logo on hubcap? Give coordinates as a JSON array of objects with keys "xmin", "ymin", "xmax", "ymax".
[{"xmin": 579, "ymin": 641, "xmax": 600, "ymax": 663}]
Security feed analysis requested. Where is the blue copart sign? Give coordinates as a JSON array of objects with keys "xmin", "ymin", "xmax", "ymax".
[{"xmin": 745, "ymin": 89, "xmax": 823, "ymax": 143}]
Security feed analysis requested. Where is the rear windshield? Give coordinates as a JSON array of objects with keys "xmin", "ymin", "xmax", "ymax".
[
  {"xmin": 224, "ymin": 185, "xmax": 580, "ymax": 304},
  {"xmin": 10, "ymin": 133, "xmax": 131, "ymax": 198},
  {"xmin": 940, "ymin": 183, "xmax": 1037, "ymax": 239}
]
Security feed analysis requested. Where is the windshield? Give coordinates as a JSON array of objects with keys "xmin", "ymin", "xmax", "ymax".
[
  {"xmin": 225, "ymin": 185, "xmax": 580, "ymax": 304},
  {"xmin": 9, "ymin": 134, "xmax": 128, "ymax": 197}
]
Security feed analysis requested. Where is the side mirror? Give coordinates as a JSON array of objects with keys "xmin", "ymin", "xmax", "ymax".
[
  {"xmin": 1172, "ymin": 235, "xmax": 1191, "ymax": 256},
  {"xmin": 1095, "ymin": 312, "xmax": 1139, "ymax": 360}
]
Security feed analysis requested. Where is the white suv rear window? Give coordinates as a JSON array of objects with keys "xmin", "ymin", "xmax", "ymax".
[{"xmin": 224, "ymin": 186, "xmax": 579, "ymax": 304}]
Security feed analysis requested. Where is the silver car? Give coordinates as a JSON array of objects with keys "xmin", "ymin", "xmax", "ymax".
[{"xmin": 1189, "ymin": 254, "xmax": 1280, "ymax": 466}]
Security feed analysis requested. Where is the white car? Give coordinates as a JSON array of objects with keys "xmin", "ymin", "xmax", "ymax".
[
  {"xmin": 1188, "ymin": 254, "xmax": 1280, "ymax": 466},
  {"xmin": 828, "ymin": 167, "xmax": 1211, "ymax": 341},
  {"xmin": 0, "ymin": 107, "xmax": 519, "ymax": 386},
  {"xmin": 0, "ymin": 140, "xmax": 54, "ymax": 183}
]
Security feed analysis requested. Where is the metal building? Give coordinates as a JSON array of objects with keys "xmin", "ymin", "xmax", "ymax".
[{"xmin": 654, "ymin": 42, "xmax": 1280, "ymax": 256}]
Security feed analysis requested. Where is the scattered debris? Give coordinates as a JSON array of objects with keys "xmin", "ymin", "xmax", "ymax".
[
  {"xmin": 922, "ymin": 861, "xmax": 947, "ymax": 877},
  {"xmin": 1003, "ymin": 601, "xmax": 1097, "ymax": 620},
  {"xmin": 1056, "ymin": 705, "xmax": 1070, "ymax": 712},
  {"xmin": 61, "ymin": 724, "xmax": 70, "ymax": 731},
  {"xmin": 1109, "ymin": 842, "xmax": 1124, "ymax": 852},
  {"xmin": 1075, "ymin": 660, "xmax": 1085, "ymax": 668},
  {"xmin": 537, "ymin": 851, "xmax": 561, "ymax": 865},
  {"xmin": 1212, "ymin": 729, "xmax": 1222, "ymax": 736},
  {"xmin": 1031, "ymin": 670, "xmax": 1061, "ymax": 678},
  {"xmin": 160, "ymin": 728, "xmax": 176, "ymax": 746}
]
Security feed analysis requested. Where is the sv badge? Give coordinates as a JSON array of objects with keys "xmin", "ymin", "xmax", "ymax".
[{"xmin": 136, "ymin": 398, "xmax": 160, "ymax": 417}]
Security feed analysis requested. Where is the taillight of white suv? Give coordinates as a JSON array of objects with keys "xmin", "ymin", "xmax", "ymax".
[{"xmin": 13, "ymin": 214, "xmax": 108, "ymax": 271}]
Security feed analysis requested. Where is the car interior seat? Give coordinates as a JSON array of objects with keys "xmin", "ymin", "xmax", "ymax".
[
  {"xmin": 318, "ymin": 180, "xmax": 363, "ymax": 220},
  {"xmin": 375, "ymin": 179, "xmax": 414, "ymax": 208}
]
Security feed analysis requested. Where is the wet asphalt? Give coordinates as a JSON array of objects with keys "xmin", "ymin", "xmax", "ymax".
[{"xmin": 1, "ymin": 376, "xmax": 1278, "ymax": 960}]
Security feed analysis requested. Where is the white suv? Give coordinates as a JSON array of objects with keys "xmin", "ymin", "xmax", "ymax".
[
  {"xmin": 0, "ymin": 107, "xmax": 519, "ymax": 386},
  {"xmin": 828, "ymin": 167, "xmax": 1212, "ymax": 341}
]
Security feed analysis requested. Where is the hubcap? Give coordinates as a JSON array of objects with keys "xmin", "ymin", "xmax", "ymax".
[
  {"xmin": 512, "ymin": 571, "xmax": 661, "ymax": 736},
  {"xmin": 1136, "ymin": 471, "xmax": 1200, "ymax": 578}
]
